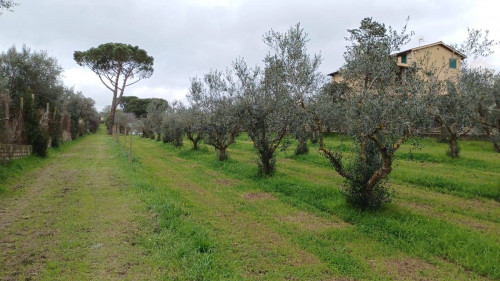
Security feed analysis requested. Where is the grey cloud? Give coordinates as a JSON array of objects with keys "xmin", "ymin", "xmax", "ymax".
[{"xmin": 0, "ymin": 0, "xmax": 497, "ymax": 110}]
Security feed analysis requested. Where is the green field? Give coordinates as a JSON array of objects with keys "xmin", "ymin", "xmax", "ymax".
[{"xmin": 1, "ymin": 129, "xmax": 499, "ymax": 280}]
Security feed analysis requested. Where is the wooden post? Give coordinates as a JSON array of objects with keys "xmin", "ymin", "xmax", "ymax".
[
  {"xmin": 129, "ymin": 127, "xmax": 133, "ymax": 163},
  {"xmin": 4, "ymin": 97, "xmax": 9, "ymax": 124},
  {"xmin": 123, "ymin": 126, "xmax": 127, "ymax": 150},
  {"xmin": 46, "ymin": 103, "xmax": 49, "ymax": 113},
  {"xmin": 4, "ymin": 96, "xmax": 9, "ymax": 143}
]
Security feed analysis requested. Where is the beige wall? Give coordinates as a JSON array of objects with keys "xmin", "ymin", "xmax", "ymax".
[
  {"xmin": 332, "ymin": 73, "xmax": 344, "ymax": 83},
  {"xmin": 330, "ymin": 44, "xmax": 463, "ymax": 86},
  {"xmin": 397, "ymin": 44, "xmax": 462, "ymax": 81}
]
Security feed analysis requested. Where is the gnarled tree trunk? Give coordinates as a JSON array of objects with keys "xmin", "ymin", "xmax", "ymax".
[{"xmin": 448, "ymin": 136, "xmax": 460, "ymax": 158}]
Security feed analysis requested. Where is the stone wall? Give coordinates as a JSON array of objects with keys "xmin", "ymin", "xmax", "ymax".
[{"xmin": 0, "ymin": 144, "xmax": 32, "ymax": 162}]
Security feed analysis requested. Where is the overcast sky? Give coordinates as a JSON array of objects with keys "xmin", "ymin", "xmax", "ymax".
[{"xmin": 1, "ymin": 0, "xmax": 499, "ymax": 111}]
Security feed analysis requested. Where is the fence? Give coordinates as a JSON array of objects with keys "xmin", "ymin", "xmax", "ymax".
[{"xmin": 0, "ymin": 144, "xmax": 32, "ymax": 162}]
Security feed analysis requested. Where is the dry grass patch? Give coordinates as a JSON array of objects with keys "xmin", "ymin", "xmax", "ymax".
[
  {"xmin": 370, "ymin": 257, "xmax": 435, "ymax": 281},
  {"xmin": 179, "ymin": 182, "xmax": 207, "ymax": 195},
  {"xmin": 212, "ymin": 178, "xmax": 240, "ymax": 187},
  {"xmin": 276, "ymin": 211, "xmax": 346, "ymax": 232},
  {"xmin": 242, "ymin": 192, "xmax": 276, "ymax": 201}
]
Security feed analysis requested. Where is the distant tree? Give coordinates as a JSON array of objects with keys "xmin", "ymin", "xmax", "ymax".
[
  {"xmin": 140, "ymin": 115, "xmax": 155, "ymax": 139},
  {"xmin": 313, "ymin": 81, "xmax": 348, "ymax": 136},
  {"xmin": 23, "ymin": 95, "xmax": 49, "ymax": 157},
  {"xmin": 1, "ymin": 46, "xmax": 63, "ymax": 113},
  {"xmin": 161, "ymin": 102, "xmax": 184, "ymax": 147},
  {"xmin": 119, "ymin": 96, "xmax": 158, "ymax": 118},
  {"xmin": 430, "ymin": 84, "xmax": 475, "ymax": 158},
  {"xmin": 48, "ymin": 107, "xmax": 63, "ymax": 147},
  {"xmin": 0, "ymin": 45, "xmax": 64, "ymax": 149},
  {"xmin": 74, "ymin": 43, "xmax": 154, "ymax": 135},
  {"xmin": 293, "ymin": 111, "xmax": 313, "ymax": 155},
  {"xmin": 114, "ymin": 110, "xmax": 127, "ymax": 132},
  {"xmin": 145, "ymin": 98, "xmax": 169, "ymax": 140},
  {"xmin": 189, "ymin": 71, "xmax": 240, "ymax": 160},
  {"xmin": 63, "ymin": 87, "xmax": 99, "ymax": 138},
  {"xmin": 100, "ymin": 105, "xmax": 112, "ymax": 127},
  {"xmin": 469, "ymin": 70, "xmax": 499, "ymax": 152},
  {"xmin": 482, "ymin": 78, "xmax": 500, "ymax": 152},
  {"xmin": 0, "ymin": 45, "xmax": 97, "ymax": 157},
  {"xmin": 431, "ymin": 28, "xmax": 498, "ymax": 157},
  {"xmin": 184, "ymin": 81, "xmax": 205, "ymax": 150}
]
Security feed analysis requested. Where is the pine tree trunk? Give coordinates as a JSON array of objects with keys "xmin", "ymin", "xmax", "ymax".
[{"xmin": 108, "ymin": 104, "xmax": 116, "ymax": 135}]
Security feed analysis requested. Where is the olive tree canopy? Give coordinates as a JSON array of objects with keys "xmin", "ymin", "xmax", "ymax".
[
  {"xmin": 0, "ymin": 0, "xmax": 16, "ymax": 14},
  {"xmin": 74, "ymin": 43, "xmax": 154, "ymax": 134}
]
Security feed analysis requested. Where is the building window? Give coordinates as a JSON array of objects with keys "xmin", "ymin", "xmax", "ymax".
[
  {"xmin": 449, "ymin": 58, "xmax": 457, "ymax": 69},
  {"xmin": 401, "ymin": 54, "xmax": 407, "ymax": 64}
]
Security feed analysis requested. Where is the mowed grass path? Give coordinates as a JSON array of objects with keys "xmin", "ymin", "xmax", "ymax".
[
  {"xmin": 1, "ymin": 128, "xmax": 499, "ymax": 280},
  {"xmin": 0, "ymin": 129, "xmax": 164, "ymax": 280}
]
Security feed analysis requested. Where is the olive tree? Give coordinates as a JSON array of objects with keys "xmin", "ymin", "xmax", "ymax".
[
  {"xmin": 161, "ymin": 101, "xmax": 184, "ymax": 147},
  {"xmin": 266, "ymin": 23, "xmax": 324, "ymax": 156},
  {"xmin": 319, "ymin": 18, "xmax": 430, "ymax": 209},
  {"xmin": 187, "ymin": 71, "xmax": 240, "ymax": 160},
  {"xmin": 431, "ymin": 28, "xmax": 498, "ymax": 157},
  {"xmin": 74, "ymin": 43, "xmax": 154, "ymax": 135},
  {"xmin": 235, "ymin": 24, "xmax": 323, "ymax": 174},
  {"xmin": 183, "ymin": 80, "xmax": 205, "ymax": 150},
  {"xmin": 463, "ymin": 70, "xmax": 500, "ymax": 152},
  {"xmin": 0, "ymin": 0, "xmax": 16, "ymax": 14},
  {"xmin": 235, "ymin": 58, "xmax": 294, "ymax": 175},
  {"xmin": 431, "ymin": 84, "xmax": 477, "ymax": 157},
  {"xmin": 145, "ymin": 98, "xmax": 169, "ymax": 140},
  {"xmin": 293, "ymin": 110, "xmax": 315, "ymax": 155},
  {"xmin": 458, "ymin": 29, "xmax": 499, "ymax": 152},
  {"xmin": 479, "ymin": 78, "xmax": 500, "ymax": 152}
]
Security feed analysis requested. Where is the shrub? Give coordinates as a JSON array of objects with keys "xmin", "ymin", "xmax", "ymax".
[
  {"xmin": 31, "ymin": 129, "xmax": 50, "ymax": 157},
  {"xmin": 295, "ymin": 141, "xmax": 309, "ymax": 155},
  {"xmin": 341, "ymin": 143, "xmax": 393, "ymax": 210}
]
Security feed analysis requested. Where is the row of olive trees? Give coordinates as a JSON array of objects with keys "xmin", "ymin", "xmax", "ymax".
[
  {"xmin": 146, "ymin": 24, "xmax": 323, "ymax": 175},
  {"xmin": 0, "ymin": 45, "xmax": 99, "ymax": 157},
  {"xmin": 142, "ymin": 19, "xmax": 498, "ymax": 209}
]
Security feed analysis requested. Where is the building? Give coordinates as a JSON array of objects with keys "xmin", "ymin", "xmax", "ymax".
[{"xmin": 328, "ymin": 41, "xmax": 467, "ymax": 83}]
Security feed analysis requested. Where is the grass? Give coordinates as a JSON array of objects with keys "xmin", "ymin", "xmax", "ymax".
[
  {"xmin": 0, "ymin": 137, "xmax": 86, "ymax": 194},
  {"xmin": 0, "ymin": 128, "xmax": 165, "ymax": 280},
  {"xmin": 1, "ymin": 129, "xmax": 499, "ymax": 280},
  {"xmin": 121, "ymin": 133, "xmax": 499, "ymax": 280}
]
